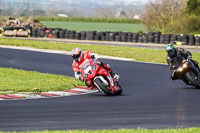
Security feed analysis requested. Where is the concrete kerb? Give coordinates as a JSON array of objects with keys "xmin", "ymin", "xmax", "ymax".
[{"xmin": 0, "ymin": 87, "xmax": 99, "ymax": 100}]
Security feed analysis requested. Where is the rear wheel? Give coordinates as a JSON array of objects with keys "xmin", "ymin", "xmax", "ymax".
[
  {"xmin": 186, "ymin": 71, "xmax": 200, "ymax": 88},
  {"xmin": 94, "ymin": 78, "xmax": 114, "ymax": 96}
]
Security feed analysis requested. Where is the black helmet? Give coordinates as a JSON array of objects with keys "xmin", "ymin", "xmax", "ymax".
[{"xmin": 165, "ymin": 44, "xmax": 177, "ymax": 57}]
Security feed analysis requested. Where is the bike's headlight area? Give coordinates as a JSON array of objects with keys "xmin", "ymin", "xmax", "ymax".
[
  {"xmin": 178, "ymin": 67, "xmax": 183, "ymax": 72},
  {"xmin": 178, "ymin": 63, "xmax": 188, "ymax": 72},
  {"xmin": 183, "ymin": 63, "xmax": 188, "ymax": 68}
]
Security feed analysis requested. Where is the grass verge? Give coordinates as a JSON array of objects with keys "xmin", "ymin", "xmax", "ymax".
[
  {"xmin": 36, "ymin": 17, "xmax": 141, "ymax": 24},
  {"xmin": 0, "ymin": 67, "xmax": 84, "ymax": 94},
  {"xmin": 1, "ymin": 38, "xmax": 200, "ymax": 64},
  {"xmin": 0, "ymin": 128, "xmax": 200, "ymax": 133}
]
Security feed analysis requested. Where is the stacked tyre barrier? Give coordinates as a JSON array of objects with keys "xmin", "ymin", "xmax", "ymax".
[{"xmin": 1, "ymin": 26, "xmax": 200, "ymax": 46}]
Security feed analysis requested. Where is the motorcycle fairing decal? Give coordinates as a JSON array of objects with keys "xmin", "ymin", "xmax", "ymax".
[
  {"xmin": 92, "ymin": 65, "xmax": 97, "ymax": 70},
  {"xmin": 79, "ymin": 59, "xmax": 89, "ymax": 69}
]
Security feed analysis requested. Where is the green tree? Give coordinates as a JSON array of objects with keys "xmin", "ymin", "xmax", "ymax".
[
  {"xmin": 187, "ymin": 0, "xmax": 200, "ymax": 14},
  {"xmin": 141, "ymin": 0, "xmax": 186, "ymax": 32},
  {"xmin": 186, "ymin": 0, "xmax": 200, "ymax": 15}
]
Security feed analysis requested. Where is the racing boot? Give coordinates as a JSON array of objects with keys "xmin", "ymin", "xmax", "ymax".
[
  {"xmin": 110, "ymin": 71, "xmax": 120, "ymax": 81},
  {"xmin": 100, "ymin": 62, "xmax": 120, "ymax": 80}
]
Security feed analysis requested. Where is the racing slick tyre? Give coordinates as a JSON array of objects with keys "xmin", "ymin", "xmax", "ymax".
[
  {"xmin": 186, "ymin": 71, "xmax": 200, "ymax": 88},
  {"xmin": 94, "ymin": 78, "xmax": 115, "ymax": 96},
  {"xmin": 182, "ymin": 78, "xmax": 190, "ymax": 85},
  {"xmin": 114, "ymin": 82, "xmax": 122, "ymax": 95}
]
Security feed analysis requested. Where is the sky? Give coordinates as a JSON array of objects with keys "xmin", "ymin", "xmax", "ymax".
[{"xmin": 1, "ymin": 0, "xmax": 151, "ymax": 6}]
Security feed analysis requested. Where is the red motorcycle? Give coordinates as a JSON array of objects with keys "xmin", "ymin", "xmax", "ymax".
[{"xmin": 79, "ymin": 58, "xmax": 122, "ymax": 96}]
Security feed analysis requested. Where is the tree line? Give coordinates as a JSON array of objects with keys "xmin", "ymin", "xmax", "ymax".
[{"xmin": 142, "ymin": 0, "xmax": 200, "ymax": 34}]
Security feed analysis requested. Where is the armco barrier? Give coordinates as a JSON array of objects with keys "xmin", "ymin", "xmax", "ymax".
[{"xmin": 1, "ymin": 26, "xmax": 200, "ymax": 46}]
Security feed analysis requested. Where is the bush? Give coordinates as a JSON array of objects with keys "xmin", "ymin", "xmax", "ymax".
[{"xmin": 164, "ymin": 15, "xmax": 200, "ymax": 34}]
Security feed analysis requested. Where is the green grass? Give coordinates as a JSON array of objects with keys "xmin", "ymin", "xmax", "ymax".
[
  {"xmin": 42, "ymin": 21, "xmax": 147, "ymax": 33},
  {"xmin": 0, "ymin": 128, "xmax": 200, "ymax": 133},
  {"xmin": 0, "ymin": 67, "xmax": 84, "ymax": 93},
  {"xmin": 1, "ymin": 38, "xmax": 200, "ymax": 64},
  {"xmin": 36, "ymin": 17, "xmax": 141, "ymax": 24}
]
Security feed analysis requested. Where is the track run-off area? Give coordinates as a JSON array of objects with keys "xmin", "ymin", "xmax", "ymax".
[{"xmin": 0, "ymin": 47, "xmax": 200, "ymax": 131}]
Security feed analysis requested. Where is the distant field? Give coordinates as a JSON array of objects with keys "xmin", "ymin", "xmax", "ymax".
[{"xmin": 42, "ymin": 21, "xmax": 147, "ymax": 33}]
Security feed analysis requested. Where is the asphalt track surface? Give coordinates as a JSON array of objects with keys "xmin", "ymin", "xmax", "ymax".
[{"xmin": 0, "ymin": 48, "xmax": 200, "ymax": 131}]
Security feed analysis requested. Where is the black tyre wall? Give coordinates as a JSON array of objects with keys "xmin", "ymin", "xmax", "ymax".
[
  {"xmin": 195, "ymin": 36, "xmax": 200, "ymax": 46},
  {"xmin": 188, "ymin": 35, "xmax": 195, "ymax": 45},
  {"xmin": 182, "ymin": 35, "xmax": 189, "ymax": 45},
  {"xmin": 26, "ymin": 27, "xmax": 199, "ymax": 46}
]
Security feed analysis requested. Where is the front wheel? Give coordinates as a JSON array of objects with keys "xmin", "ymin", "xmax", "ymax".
[
  {"xmin": 114, "ymin": 82, "xmax": 122, "ymax": 95},
  {"xmin": 93, "ymin": 78, "xmax": 115, "ymax": 96},
  {"xmin": 186, "ymin": 71, "xmax": 200, "ymax": 88}
]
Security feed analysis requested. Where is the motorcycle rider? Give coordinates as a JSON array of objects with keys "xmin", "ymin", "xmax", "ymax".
[
  {"xmin": 71, "ymin": 48, "xmax": 120, "ymax": 82},
  {"xmin": 165, "ymin": 44, "xmax": 200, "ymax": 80}
]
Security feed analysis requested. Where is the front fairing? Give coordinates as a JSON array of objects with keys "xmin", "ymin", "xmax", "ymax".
[
  {"xmin": 79, "ymin": 59, "xmax": 117, "ymax": 92},
  {"xmin": 79, "ymin": 59, "xmax": 99, "ymax": 80}
]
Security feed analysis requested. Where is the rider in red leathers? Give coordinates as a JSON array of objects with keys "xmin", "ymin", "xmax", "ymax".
[{"xmin": 71, "ymin": 48, "xmax": 119, "ymax": 82}]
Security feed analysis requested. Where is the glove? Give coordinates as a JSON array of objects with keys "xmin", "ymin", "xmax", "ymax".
[
  {"xmin": 75, "ymin": 73, "xmax": 81, "ymax": 79},
  {"xmin": 171, "ymin": 65, "xmax": 176, "ymax": 70},
  {"xmin": 96, "ymin": 59, "xmax": 102, "ymax": 65},
  {"xmin": 187, "ymin": 58, "xmax": 191, "ymax": 62}
]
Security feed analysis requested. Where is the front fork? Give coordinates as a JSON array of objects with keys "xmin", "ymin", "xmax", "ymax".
[{"xmin": 107, "ymin": 75, "xmax": 115, "ymax": 92}]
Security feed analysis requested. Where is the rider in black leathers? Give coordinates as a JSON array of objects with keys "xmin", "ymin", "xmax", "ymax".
[{"xmin": 165, "ymin": 44, "xmax": 200, "ymax": 80}]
